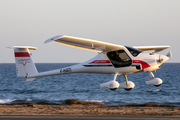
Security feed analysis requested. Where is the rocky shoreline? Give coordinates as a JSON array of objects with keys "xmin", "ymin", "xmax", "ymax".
[{"xmin": 0, "ymin": 99, "xmax": 179, "ymax": 116}]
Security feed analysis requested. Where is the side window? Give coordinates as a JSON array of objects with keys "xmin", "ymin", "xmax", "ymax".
[{"xmin": 107, "ymin": 49, "xmax": 132, "ymax": 68}]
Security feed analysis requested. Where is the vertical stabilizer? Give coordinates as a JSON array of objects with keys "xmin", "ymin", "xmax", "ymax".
[{"xmin": 11, "ymin": 46, "xmax": 38, "ymax": 78}]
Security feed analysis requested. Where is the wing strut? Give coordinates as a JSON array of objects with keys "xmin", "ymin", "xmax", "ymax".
[{"xmin": 91, "ymin": 42, "xmax": 94, "ymax": 49}]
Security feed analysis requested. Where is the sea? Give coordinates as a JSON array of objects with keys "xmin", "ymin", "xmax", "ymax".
[{"xmin": 0, "ymin": 63, "xmax": 180, "ymax": 106}]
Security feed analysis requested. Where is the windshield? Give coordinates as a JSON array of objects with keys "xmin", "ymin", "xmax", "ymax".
[{"xmin": 125, "ymin": 46, "xmax": 142, "ymax": 57}]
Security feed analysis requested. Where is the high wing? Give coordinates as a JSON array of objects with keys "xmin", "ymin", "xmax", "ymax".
[
  {"xmin": 45, "ymin": 35, "xmax": 170, "ymax": 53},
  {"xmin": 45, "ymin": 35, "xmax": 124, "ymax": 52},
  {"xmin": 133, "ymin": 46, "xmax": 170, "ymax": 53}
]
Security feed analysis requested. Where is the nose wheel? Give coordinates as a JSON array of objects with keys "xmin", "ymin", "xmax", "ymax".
[{"xmin": 146, "ymin": 72, "xmax": 163, "ymax": 87}]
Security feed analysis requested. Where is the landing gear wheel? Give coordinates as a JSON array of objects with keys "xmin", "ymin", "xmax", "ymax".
[
  {"xmin": 155, "ymin": 84, "xmax": 161, "ymax": 87},
  {"xmin": 125, "ymin": 88, "xmax": 132, "ymax": 91},
  {"xmin": 110, "ymin": 88, "xmax": 117, "ymax": 91}
]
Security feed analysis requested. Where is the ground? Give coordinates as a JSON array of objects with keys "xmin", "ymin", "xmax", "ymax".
[{"xmin": 0, "ymin": 99, "xmax": 180, "ymax": 116}]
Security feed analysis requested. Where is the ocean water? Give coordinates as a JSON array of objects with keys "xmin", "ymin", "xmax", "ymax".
[{"xmin": 0, "ymin": 63, "xmax": 180, "ymax": 106}]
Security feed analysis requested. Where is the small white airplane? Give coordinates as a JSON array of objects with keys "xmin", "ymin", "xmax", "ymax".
[{"xmin": 10, "ymin": 35, "xmax": 172, "ymax": 91}]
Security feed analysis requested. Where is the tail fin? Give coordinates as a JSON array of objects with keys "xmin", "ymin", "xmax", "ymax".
[{"xmin": 10, "ymin": 46, "xmax": 38, "ymax": 80}]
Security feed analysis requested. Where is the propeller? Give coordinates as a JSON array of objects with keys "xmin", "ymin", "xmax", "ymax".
[
  {"xmin": 166, "ymin": 51, "xmax": 172, "ymax": 58},
  {"xmin": 158, "ymin": 51, "xmax": 172, "ymax": 63}
]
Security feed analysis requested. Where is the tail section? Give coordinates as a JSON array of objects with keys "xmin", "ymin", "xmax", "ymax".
[{"xmin": 11, "ymin": 46, "xmax": 38, "ymax": 80}]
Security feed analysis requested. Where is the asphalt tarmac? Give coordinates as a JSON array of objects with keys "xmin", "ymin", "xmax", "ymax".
[{"xmin": 0, "ymin": 115, "xmax": 179, "ymax": 120}]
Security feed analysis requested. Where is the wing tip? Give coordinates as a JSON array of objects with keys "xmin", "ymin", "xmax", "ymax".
[{"xmin": 44, "ymin": 35, "xmax": 64, "ymax": 44}]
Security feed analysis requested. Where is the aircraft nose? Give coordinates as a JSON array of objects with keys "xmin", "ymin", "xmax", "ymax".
[{"xmin": 159, "ymin": 55, "xmax": 169, "ymax": 63}]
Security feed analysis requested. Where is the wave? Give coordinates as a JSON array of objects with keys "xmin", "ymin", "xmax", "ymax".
[
  {"xmin": 0, "ymin": 99, "xmax": 16, "ymax": 104},
  {"xmin": 84, "ymin": 100, "xmax": 111, "ymax": 103},
  {"xmin": 147, "ymin": 89, "xmax": 161, "ymax": 92}
]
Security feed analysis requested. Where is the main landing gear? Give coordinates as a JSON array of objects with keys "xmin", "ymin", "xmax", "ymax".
[
  {"xmin": 99, "ymin": 73, "xmax": 135, "ymax": 91},
  {"xmin": 109, "ymin": 73, "xmax": 118, "ymax": 91},
  {"xmin": 118, "ymin": 75, "xmax": 135, "ymax": 91},
  {"xmin": 124, "ymin": 75, "xmax": 133, "ymax": 91}
]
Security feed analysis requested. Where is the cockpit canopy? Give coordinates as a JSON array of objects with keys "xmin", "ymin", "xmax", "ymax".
[
  {"xmin": 107, "ymin": 46, "xmax": 142, "ymax": 68},
  {"xmin": 125, "ymin": 46, "xmax": 142, "ymax": 57},
  {"xmin": 107, "ymin": 49, "xmax": 132, "ymax": 68}
]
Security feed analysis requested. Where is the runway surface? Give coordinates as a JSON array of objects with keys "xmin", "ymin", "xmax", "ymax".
[{"xmin": 0, "ymin": 115, "xmax": 179, "ymax": 120}]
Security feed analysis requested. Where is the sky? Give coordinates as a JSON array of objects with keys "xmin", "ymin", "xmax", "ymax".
[{"xmin": 0, "ymin": 0, "xmax": 179, "ymax": 63}]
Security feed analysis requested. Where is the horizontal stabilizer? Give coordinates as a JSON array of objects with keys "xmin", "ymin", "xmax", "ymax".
[{"xmin": 9, "ymin": 46, "xmax": 37, "ymax": 50}]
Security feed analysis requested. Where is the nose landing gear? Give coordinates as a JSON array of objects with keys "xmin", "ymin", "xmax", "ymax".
[{"xmin": 146, "ymin": 72, "xmax": 163, "ymax": 86}]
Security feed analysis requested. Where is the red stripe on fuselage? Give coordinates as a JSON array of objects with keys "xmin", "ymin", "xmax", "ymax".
[
  {"xmin": 89, "ymin": 60, "xmax": 111, "ymax": 64},
  {"xmin": 133, "ymin": 60, "xmax": 150, "ymax": 69},
  {"xmin": 15, "ymin": 52, "xmax": 30, "ymax": 57}
]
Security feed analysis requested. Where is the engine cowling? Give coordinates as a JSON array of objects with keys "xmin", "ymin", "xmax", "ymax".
[
  {"xmin": 146, "ymin": 78, "xmax": 163, "ymax": 86},
  {"xmin": 119, "ymin": 81, "xmax": 135, "ymax": 91},
  {"xmin": 144, "ymin": 65, "xmax": 160, "ymax": 72},
  {"xmin": 100, "ymin": 80, "xmax": 120, "ymax": 90}
]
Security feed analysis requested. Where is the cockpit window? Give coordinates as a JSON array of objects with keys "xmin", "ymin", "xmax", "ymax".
[
  {"xmin": 125, "ymin": 46, "xmax": 142, "ymax": 57},
  {"xmin": 107, "ymin": 49, "xmax": 132, "ymax": 68}
]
